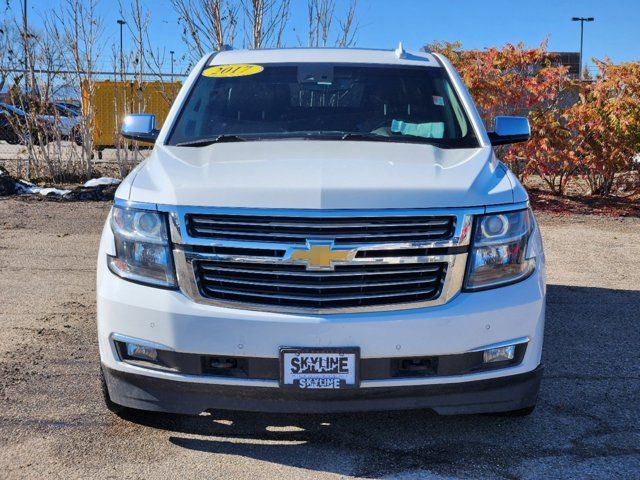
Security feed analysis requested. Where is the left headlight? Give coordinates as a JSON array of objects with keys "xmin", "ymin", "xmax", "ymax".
[
  {"xmin": 107, "ymin": 206, "xmax": 176, "ymax": 288},
  {"xmin": 464, "ymin": 208, "xmax": 536, "ymax": 291}
]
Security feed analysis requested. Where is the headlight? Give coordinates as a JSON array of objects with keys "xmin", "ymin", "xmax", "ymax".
[
  {"xmin": 107, "ymin": 206, "xmax": 176, "ymax": 288},
  {"xmin": 464, "ymin": 208, "xmax": 536, "ymax": 291}
]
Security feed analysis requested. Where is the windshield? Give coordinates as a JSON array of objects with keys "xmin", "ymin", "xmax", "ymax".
[{"xmin": 167, "ymin": 63, "xmax": 478, "ymax": 148}]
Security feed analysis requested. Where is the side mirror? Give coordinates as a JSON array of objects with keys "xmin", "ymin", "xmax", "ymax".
[
  {"xmin": 488, "ymin": 116, "xmax": 530, "ymax": 146},
  {"xmin": 121, "ymin": 114, "xmax": 159, "ymax": 143}
]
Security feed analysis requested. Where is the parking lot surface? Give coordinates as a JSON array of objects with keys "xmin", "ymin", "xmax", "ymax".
[{"xmin": 0, "ymin": 198, "xmax": 638, "ymax": 479}]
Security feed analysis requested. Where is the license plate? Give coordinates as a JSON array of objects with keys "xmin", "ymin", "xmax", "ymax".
[{"xmin": 280, "ymin": 348, "xmax": 360, "ymax": 389}]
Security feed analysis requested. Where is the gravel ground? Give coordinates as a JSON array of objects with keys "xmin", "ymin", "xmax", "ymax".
[{"xmin": 0, "ymin": 197, "xmax": 638, "ymax": 479}]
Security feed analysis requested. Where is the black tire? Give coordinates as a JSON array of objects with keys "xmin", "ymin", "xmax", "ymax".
[
  {"xmin": 72, "ymin": 127, "xmax": 83, "ymax": 146},
  {"xmin": 489, "ymin": 404, "xmax": 536, "ymax": 417},
  {"xmin": 504, "ymin": 405, "xmax": 536, "ymax": 416},
  {"xmin": 100, "ymin": 368, "xmax": 129, "ymax": 415},
  {"xmin": 99, "ymin": 369, "xmax": 172, "ymax": 424}
]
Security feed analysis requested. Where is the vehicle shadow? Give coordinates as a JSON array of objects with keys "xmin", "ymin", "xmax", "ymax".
[{"xmin": 119, "ymin": 284, "xmax": 640, "ymax": 478}]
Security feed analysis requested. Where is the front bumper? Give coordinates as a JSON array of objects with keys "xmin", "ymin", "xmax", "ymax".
[{"xmin": 103, "ymin": 364, "xmax": 543, "ymax": 414}]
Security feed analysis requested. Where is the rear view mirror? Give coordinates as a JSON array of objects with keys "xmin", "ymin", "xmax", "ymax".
[
  {"xmin": 488, "ymin": 116, "xmax": 530, "ymax": 146},
  {"xmin": 121, "ymin": 114, "xmax": 159, "ymax": 143}
]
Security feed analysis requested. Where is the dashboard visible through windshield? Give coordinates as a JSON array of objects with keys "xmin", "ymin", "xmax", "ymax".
[{"xmin": 167, "ymin": 63, "xmax": 479, "ymax": 148}]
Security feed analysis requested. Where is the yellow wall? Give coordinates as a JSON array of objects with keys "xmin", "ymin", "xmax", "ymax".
[{"xmin": 82, "ymin": 80, "xmax": 182, "ymax": 148}]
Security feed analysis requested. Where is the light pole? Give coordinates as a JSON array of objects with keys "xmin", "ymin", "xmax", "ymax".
[
  {"xmin": 23, "ymin": 0, "xmax": 28, "ymax": 92},
  {"xmin": 572, "ymin": 17, "xmax": 594, "ymax": 80},
  {"xmin": 117, "ymin": 19, "xmax": 126, "ymax": 81},
  {"xmin": 170, "ymin": 50, "xmax": 175, "ymax": 84}
]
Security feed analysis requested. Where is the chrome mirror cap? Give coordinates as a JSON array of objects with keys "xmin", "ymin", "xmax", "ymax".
[
  {"xmin": 121, "ymin": 113, "xmax": 159, "ymax": 143},
  {"xmin": 488, "ymin": 116, "xmax": 530, "ymax": 146}
]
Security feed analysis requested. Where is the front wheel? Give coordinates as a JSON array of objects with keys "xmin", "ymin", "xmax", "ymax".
[
  {"xmin": 72, "ymin": 127, "xmax": 84, "ymax": 146},
  {"xmin": 488, "ymin": 404, "xmax": 536, "ymax": 417},
  {"xmin": 503, "ymin": 405, "xmax": 536, "ymax": 416},
  {"xmin": 100, "ymin": 368, "xmax": 129, "ymax": 415}
]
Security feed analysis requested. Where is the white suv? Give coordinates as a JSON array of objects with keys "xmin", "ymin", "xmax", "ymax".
[{"xmin": 97, "ymin": 46, "xmax": 545, "ymax": 416}]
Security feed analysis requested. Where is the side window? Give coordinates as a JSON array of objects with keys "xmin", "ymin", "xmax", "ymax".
[
  {"xmin": 174, "ymin": 86, "xmax": 205, "ymax": 138},
  {"xmin": 444, "ymin": 82, "xmax": 468, "ymax": 137}
]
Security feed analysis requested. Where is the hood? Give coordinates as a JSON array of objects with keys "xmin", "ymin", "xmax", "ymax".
[{"xmin": 121, "ymin": 140, "xmax": 524, "ymax": 209}]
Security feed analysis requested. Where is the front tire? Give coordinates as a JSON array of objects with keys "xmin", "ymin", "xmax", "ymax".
[
  {"xmin": 503, "ymin": 404, "xmax": 536, "ymax": 416},
  {"xmin": 487, "ymin": 403, "xmax": 536, "ymax": 417},
  {"xmin": 72, "ymin": 127, "xmax": 84, "ymax": 146},
  {"xmin": 100, "ymin": 368, "xmax": 129, "ymax": 415}
]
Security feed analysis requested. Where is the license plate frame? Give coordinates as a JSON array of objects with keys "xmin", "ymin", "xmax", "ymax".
[{"xmin": 279, "ymin": 347, "xmax": 360, "ymax": 390}]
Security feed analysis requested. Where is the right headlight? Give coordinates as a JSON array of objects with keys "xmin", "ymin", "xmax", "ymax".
[
  {"xmin": 464, "ymin": 208, "xmax": 536, "ymax": 291},
  {"xmin": 107, "ymin": 206, "xmax": 176, "ymax": 288}
]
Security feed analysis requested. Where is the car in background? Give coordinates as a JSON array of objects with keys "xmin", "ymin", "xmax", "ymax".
[
  {"xmin": 39, "ymin": 103, "xmax": 83, "ymax": 145},
  {"xmin": 0, "ymin": 102, "xmax": 31, "ymax": 145},
  {"xmin": 56, "ymin": 102, "xmax": 81, "ymax": 116}
]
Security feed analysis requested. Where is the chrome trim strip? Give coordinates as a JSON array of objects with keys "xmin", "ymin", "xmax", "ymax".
[
  {"xmin": 167, "ymin": 206, "xmax": 475, "ymax": 250},
  {"xmin": 202, "ymin": 285, "xmax": 438, "ymax": 302},
  {"xmin": 191, "ymin": 218, "xmax": 453, "ymax": 228},
  {"xmin": 200, "ymin": 264, "xmax": 442, "ymax": 277},
  {"xmin": 484, "ymin": 201, "xmax": 529, "ymax": 213},
  {"xmin": 114, "ymin": 362, "xmax": 281, "ymax": 388},
  {"xmin": 200, "ymin": 275, "xmax": 440, "ymax": 289},
  {"xmin": 162, "ymin": 205, "xmax": 486, "ymax": 216},
  {"xmin": 112, "ymin": 361, "xmax": 529, "ymax": 389},
  {"xmin": 110, "ymin": 333, "xmax": 174, "ymax": 352},
  {"xmin": 360, "ymin": 364, "xmax": 529, "ymax": 388},
  {"xmin": 187, "ymin": 228, "xmax": 451, "ymax": 241},
  {"xmin": 468, "ymin": 336, "xmax": 530, "ymax": 353},
  {"xmin": 113, "ymin": 197, "xmax": 158, "ymax": 211}
]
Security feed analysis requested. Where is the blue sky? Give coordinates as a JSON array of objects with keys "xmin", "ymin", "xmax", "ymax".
[{"xmin": 8, "ymin": 0, "xmax": 640, "ymax": 73}]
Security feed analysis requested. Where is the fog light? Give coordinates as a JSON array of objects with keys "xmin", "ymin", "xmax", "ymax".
[
  {"xmin": 126, "ymin": 342, "xmax": 158, "ymax": 362},
  {"xmin": 483, "ymin": 345, "xmax": 515, "ymax": 363}
]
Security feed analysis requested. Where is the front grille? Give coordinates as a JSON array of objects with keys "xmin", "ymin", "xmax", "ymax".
[
  {"xmin": 195, "ymin": 260, "xmax": 447, "ymax": 310},
  {"xmin": 186, "ymin": 214, "xmax": 455, "ymax": 245}
]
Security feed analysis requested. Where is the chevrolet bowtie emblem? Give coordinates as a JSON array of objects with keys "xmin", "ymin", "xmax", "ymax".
[{"xmin": 288, "ymin": 241, "xmax": 354, "ymax": 270}]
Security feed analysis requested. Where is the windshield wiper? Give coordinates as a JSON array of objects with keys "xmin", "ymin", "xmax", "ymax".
[
  {"xmin": 175, "ymin": 134, "xmax": 247, "ymax": 147},
  {"xmin": 340, "ymin": 133, "xmax": 393, "ymax": 142},
  {"xmin": 341, "ymin": 132, "xmax": 457, "ymax": 147}
]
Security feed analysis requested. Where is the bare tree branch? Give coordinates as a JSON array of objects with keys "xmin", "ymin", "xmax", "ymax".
[
  {"xmin": 239, "ymin": 0, "xmax": 290, "ymax": 49},
  {"xmin": 307, "ymin": 0, "xmax": 358, "ymax": 48},
  {"xmin": 171, "ymin": 0, "xmax": 238, "ymax": 61}
]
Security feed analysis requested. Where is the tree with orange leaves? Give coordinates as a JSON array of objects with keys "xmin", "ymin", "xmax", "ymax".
[
  {"xmin": 568, "ymin": 60, "xmax": 640, "ymax": 195},
  {"xmin": 428, "ymin": 41, "xmax": 577, "ymax": 195}
]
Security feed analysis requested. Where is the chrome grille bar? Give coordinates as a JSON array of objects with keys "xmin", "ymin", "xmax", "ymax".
[
  {"xmin": 191, "ymin": 218, "xmax": 453, "ymax": 228},
  {"xmin": 187, "ymin": 228, "xmax": 451, "ymax": 238},
  {"xmin": 186, "ymin": 213, "xmax": 455, "ymax": 245},
  {"xmin": 200, "ymin": 264, "xmax": 442, "ymax": 277},
  {"xmin": 203, "ymin": 277, "xmax": 439, "ymax": 289},
  {"xmin": 201, "ymin": 286, "xmax": 438, "ymax": 302}
]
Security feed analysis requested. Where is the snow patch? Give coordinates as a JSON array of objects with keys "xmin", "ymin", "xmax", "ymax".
[
  {"xmin": 14, "ymin": 181, "xmax": 72, "ymax": 196},
  {"xmin": 84, "ymin": 177, "xmax": 121, "ymax": 187}
]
